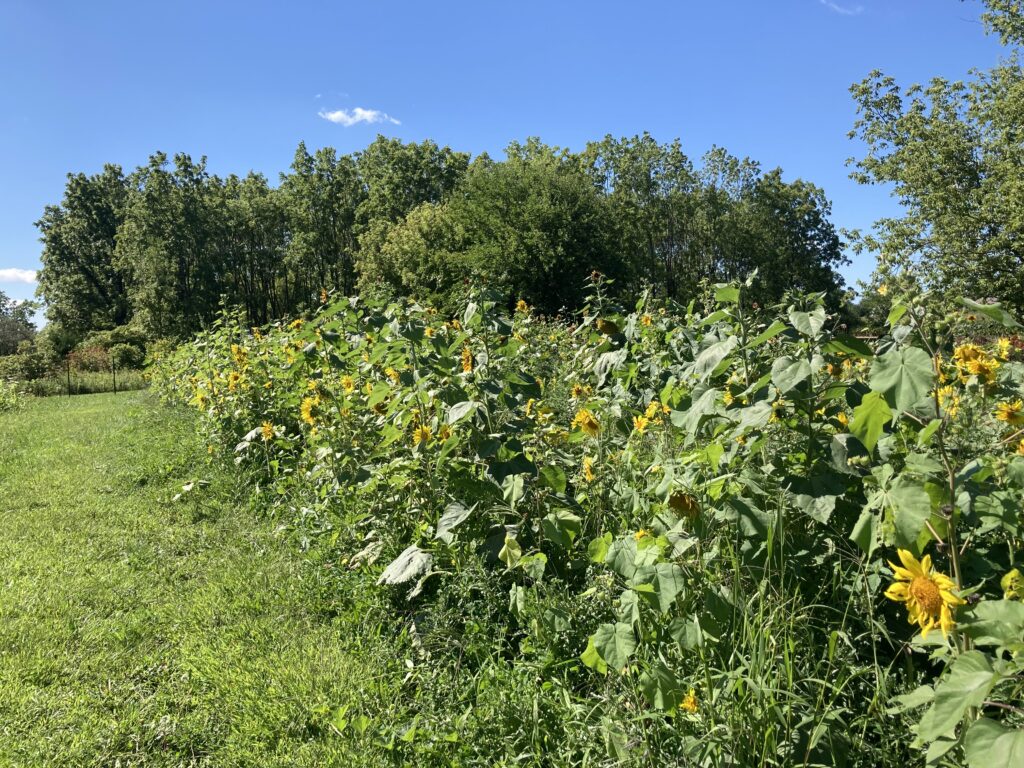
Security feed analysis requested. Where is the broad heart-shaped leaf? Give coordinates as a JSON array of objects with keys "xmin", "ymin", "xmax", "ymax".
[
  {"xmin": 693, "ymin": 336, "xmax": 738, "ymax": 382},
  {"xmin": 538, "ymin": 465, "xmax": 567, "ymax": 494},
  {"xmin": 959, "ymin": 599, "xmax": 1024, "ymax": 652},
  {"xmin": 960, "ymin": 297, "xmax": 1022, "ymax": 328},
  {"xmin": 435, "ymin": 502, "xmax": 473, "ymax": 544},
  {"xmin": 917, "ymin": 652, "xmax": 999, "ymax": 743},
  {"xmin": 850, "ymin": 391, "xmax": 892, "ymax": 453},
  {"xmin": 965, "ymin": 718, "xmax": 1024, "ymax": 767},
  {"xmin": 446, "ymin": 400, "xmax": 478, "ymax": 425},
  {"xmin": 631, "ymin": 563, "xmax": 686, "ymax": 613},
  {"xmin": 788, "ymin": 305, "xmax": 826, "ymax": 338},
  {"xmin": 590, "ymin": 622, "xmax": 637, "ymax": 673},
  {"xmin": 884, "ymin": 475, "xmax": 933, "ymax": 551},
  {"xmin": 668, "ymin": 616, "xmax": 703, "ymax": 651},
  {"xmin": 377, "ymin": 545, "xmax": 433, "ymax": 586},
  {"xmin": 640, "ymin": 661, "xmax": 686, "ymax": 711},
  {"xmin": 870, "ymin": 346, "xmax": 935, "ymax": 414},
  {"xmin": 771, "ymin": 356, "xmax": 811, "ymax": 395},
  {"xmin": 542, "ymin": 510, "xmax": 582, "ymax": 549}
]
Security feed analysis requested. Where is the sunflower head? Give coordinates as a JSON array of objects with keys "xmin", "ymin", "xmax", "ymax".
[{"xmin": 884, "ymin": 549, "xmax": 964, "ymax": 639}]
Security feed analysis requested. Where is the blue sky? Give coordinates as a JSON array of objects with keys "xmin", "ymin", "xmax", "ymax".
[{"xmin": 0, "ymin": 0, "xmax": 1006, "ymax": 307}]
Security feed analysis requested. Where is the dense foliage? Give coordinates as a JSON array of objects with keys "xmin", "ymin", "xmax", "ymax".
[
  {"xmin": 36, "ymin": 135, "xmax": 848, "ymax": 351},
  {"xmin": 849, "ymin": 0, "xmax": 1024, "ymax": 313},
  {"xmin": 153, "ymin": 277, "xmax": 1024, "ymax": 766}
]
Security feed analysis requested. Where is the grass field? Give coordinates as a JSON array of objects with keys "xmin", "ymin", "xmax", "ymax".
[{"xmin": 0, "ymin": 393, "xmax": 373, "ymax": 767}]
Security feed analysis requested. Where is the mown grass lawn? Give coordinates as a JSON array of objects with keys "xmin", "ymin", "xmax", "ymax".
[{"xmin": 0, "ymin": 393, "xmax": 370, "ymax": 767}]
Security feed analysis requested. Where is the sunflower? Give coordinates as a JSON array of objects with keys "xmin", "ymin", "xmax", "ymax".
[
  {"xmin": 341, "ymin": 375, "xmax": 356, "ymax": 394},
  {"xmin": 884, "ymin": 549, "xmax": 963, "ymax": 639},
  {"xmin": 645, "ymin": 401, "xmax": 661, "ymax": 419},
  {"xmin": 412, "ymin": 424, "xmax": 432, "ymax": 445},
  {"xmin": 572, "ymin": 409, "xmax": 601, "ymax": 438},
  {"xmin": 516, "ymin": 299, "xmax": 529, "ymax": 313},
  {"xmin": 680, "ymin": 689, "xmax": 698, "ymax": 713},
  {"xmin": 461, "ymin": 346, "xmax": 473, "ymax": 374},
  {"xmin": 571, "ymin": 383, "xmax": 585, "ymax": 399},
  {"xmin": 261, "ymin": 421, "xmax": 274, "ymax": 441},
  {"xmin": 997, "ymin": 337, "xmax": 1012, "ymax": 361},
  {"xmin": 641, "ymin": 314, "xmax": 653, "ymax": 327},
  {"xmin": 936, "ymin": 385, "xmax": 961, "ymax": 417},
  {"xmin": 995, "ymin": 400, "xmax": 1024, "ymax": 426},
  {"xmin": 300, "ymin": 396, "xmax": 317, "ymax": 426},
  {"xmin": 633, "ymin": 414, "xmax": 650, "ymax": 434},
  {"xmin": 582, "ymin": 456, "xmax": 596, "ymax": 483}
]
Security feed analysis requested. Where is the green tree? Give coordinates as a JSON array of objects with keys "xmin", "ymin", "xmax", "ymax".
[
  {"xmin": 35, "ymin": 165, "xmax": 130, "ymax": 342},
  {"xmin": 0, "ymin": 289, "xmax": 36, "ymax": 356},
  {"xmin": 849, "ymin": 0, "xmax": 1024, "ymax": 311}
]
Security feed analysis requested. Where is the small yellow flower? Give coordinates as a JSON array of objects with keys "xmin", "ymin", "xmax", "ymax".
[
  {"xmin": 385, "ymin": 366, "xmax": 400, "ymax": 383},
  {"xmin": 633, "ymin": 414, "xmax": 649, "ymax": 434},
  {"xmin": 412, "ymin": 424, "xmax": 432, "ymax": 445},
  {"xmin": 261, "ymin": 421, "xmax": 274, "ymax": 441},
  {"xmin": 936, "ymin": 385, "xmax": 960, "ymax": 418},
  {"xmin": 572, "ymin": 409, "xmax": 601, "ymax": 438},
  {"xmin": 634, "ymin": 529, "xmax": 651, "ymax": 541},
  {"xmin": 449, "ymin": 319, "xmax": 462, "ymax": 330},
  {"xmin": 289, "ymin": 318, "xmax": 303, "ymax": 330},
  {"xmin": 307, "ymin": 379, "xmax": 318, "ymax": 391},
  {"xmin": 461, "ymin": 345, "xmax": 473, "ymax": 373},
  {"xmin": 641, "ymin": 314, "xmax": 653, "ymax": 327},
  {"xmin": 231, "ymin": 344, "xmax": 247, "ymax": 367},
  {"xmin": 516, "ymin": 298, "xmax": 529, "ymax": 313},
  {"xmin": 301, "ymin": 395, "xmax": 321, "ymax": 425},
  {"xmin": 525, "ymin": 398, "xmax": 536, "ymax": 417},
  {"xmin": 320, "ymin": 288, "xmax": 328, "ymax": 304},
  {"xmin": 884, "ymin": 549, "xmax": 964, "ymax": 639},
  {"xmin": 680, "ymin": 689, "xmax": 698, "ymax": 714},
  {"xmin": 424, "ymin": 326, "xmax": 435, "ymax": 338},
  {"xmin": 227, "ymin": 371, "xmax": 243, "ymax": 392},
  {"xmin": 1002, "ymin": 568, "xmax": 1024, "ymax": 601},
  {"xmin": 877, "ymin": 283, "xmax": 888, "ymax": 297},
  {"xmin": 1017, "ymin": 439, "xmax": 1024, "ymax": 456},
  {"xmin": 438, "ymin": 424, "xmax": 452, "ymax": 441},
  {"xmin": 997, "ymin": 337, "xmax": 1012, "ymax": 361},
  {"xmin": 341, "ymin": 375, "xmax": 356, "ymax": 394},
  {"xmin": 582, "ymin": 456, "xmax": 596, "ymax": 483},
  {"xmin": 645, "ymin": 401, "xmax": 660, "ymax": 419},
  {"xmin": 836, "ymin": 411, "xmax": 849, "ymax": 427},
  {"xmin": 995, "ymin": 400, "xmax": 1024, "ymax": 426},
  {"xmin": 723, "ymin": 390, "xmax": 734, "ymax": 407},
  {"xmin": 571, "ymin": 383, "xmax": 585, "ymax": 399}
]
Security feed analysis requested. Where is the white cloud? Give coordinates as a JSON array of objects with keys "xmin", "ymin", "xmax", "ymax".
[
  {"xmin": 318, "ymin": 107, "xmax": 401, "ymax": 127},
  {"xmin": 0, "ymin": 268, "xmax": 37, "ymax": 284},
  {"xmin": 820, "ymin": 0, "xmax": 863, "ymax": 15}
]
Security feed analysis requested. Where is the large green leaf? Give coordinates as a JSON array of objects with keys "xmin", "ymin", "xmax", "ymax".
[
  {"xmin": 590, "ymin": 622, "xmax": 637, "ymax": 673},
  {"xmin": 917, "ymin": 652, "xmax": 999, "ymax": 742},
  {"xmin": 850, "ymin": 509, "xmax": 879, "ymax": 558},
  {"xmin": 542, "ymin": 510, "xmax": 582, "ymax": 549},
  {"xmin": 631, "ymin": 563, "xmax": 686, "ymax": 613},
  {"xmin": 965, "ymin": 718, "xmax": 1024, "ymax": 768},
  {"xmin": 789, "ymin": 306, "xmax": 826, "ymax": 338},
  {"xmin": 693, "ymin": 336, "xmax": 738, "ymax": 382},
  {"xmin": 377, "ymin": 545, "xmax": 433, "ymax": 586},
  {"xmin": 870, "ymin": 346, "xmax": 935, "ymax": 413},
  {"xmin": 640, "ymin": 662, "xmax": 686, "ymax": 711},
  {"xmin": 960, "ymin": 298, "xmax": 1022, "ymax": 329},
  {"xmin": 771, "ymin": 355, "xmax": 811, "ymax": 394},
  {"xmin": 850, "ymin": 391, "xmax": 892, "ymax": 453},
  {"xmin": 884, "ymin": 475, "xmax": 934, "ymax": 550}
]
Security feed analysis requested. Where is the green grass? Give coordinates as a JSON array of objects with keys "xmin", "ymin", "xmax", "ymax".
[{"xmin": 0, "ymin": 393, "xmax": 376, "ymax": 767}]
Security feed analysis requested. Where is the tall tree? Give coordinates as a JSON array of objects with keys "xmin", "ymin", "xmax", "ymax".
[
  {"xmin": 0, "ymin": 289, "xmax": 36, "ymax": 356},
  {"xmin": 849, "ymin": 0, "xmax": 1024, "ymax": 310},
  {"xmin": 35, "ymin": 165, "xmax": 130, "ymax": 341}
]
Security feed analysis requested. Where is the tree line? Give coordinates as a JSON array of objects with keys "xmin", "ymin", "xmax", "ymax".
[{"xmin": 34, "ymin": 134, "xmax": 850, "ymax": 351}]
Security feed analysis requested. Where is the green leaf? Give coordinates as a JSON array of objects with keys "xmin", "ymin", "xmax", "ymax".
[
  {"xmin": 714, "ymin": 284, "xmax": 740, "ymax": 304},
  {"xmin": 668, "ymin": 616, "xmax": 703, "ymax": 651},
  {"xmin": 965, "ymin": 719, "xmax": 1024, "ymax": 767},
  {"xmin": 850, "ymin": 509, "xmax": 879, "ymax": 558},
  {"xmin": 542, "ymin": 510, "xmax": 582, "ymax": 549},
  {"xmin": 917, "ymin": 418, "xmax": 943, "ymax": 447},
  {"xmin": 588, "ymin": 532, "xmax": 612, "ymax": 563},
  {"xmin": 870, "ymin": 346, "xmax": 935, "ymax": 413},
  {"xmin": 960, "ymin": 298, "xmax": 1022, "ymax": 329},
  {"xmin": 435, "ymin": 502, "xmax": 473, "ymax": 544},
  {"xmin": 850, "ymin": 391, "xmax": 892, "ymax": 453},
  {"xmin": 747, "ymin": 319, "xmax": 787, "ymax": 348},
  {"xmin": 789, "ymin": 306, "xmax": 826, "ymax": 338},
  {"xmin": 917, "ymin": 651, "xmax": 999, "ymax": 742},
  {"xmin": 887, "ymin": 302, "xmax": 908, "ymax": 328},
  {"xmin": 498, "ymin": 533, "xmax": 522, "ymax": 568},
  {"xmin": 640, "ymin": 662, "xmax": 686, "ymax": 711},
  {"xmin": 580, "ymin": 635, "xmax": 608, "ymax": 675},
  {"xmin": 823, "ymin": 335, "xmax": 873, "ymax": 358},
  {"xmin": 693, "ymin": 337, "xmax": 738, "ymax": 382},
  {"xmin": 446, "ymin": 400, "xmax": 478, "ymax": 425},
  {"xmin": 771, "ymin": 355, "xmax": 811, "ymax": 394},
  {"xmin": 960, "ymin": 600, "xmax": 1024, "ymax": 651},
  {"xmin": 538, "ymin": 465, "xmax": 567, "ymax": 494},
  {"xmin": 590, "ymin": 622, "xmax": 637, "ymax": 673},
  {"xmin": 886, "ymin": 475, "xmax": 934, "ymax": 551},
  {"xmin": 632, "ymin": 563, "xmax": 686, "ymax": 613},
  {"xmin": 377, "ymin": 545, "xmax": 433, "ymax": 586}
]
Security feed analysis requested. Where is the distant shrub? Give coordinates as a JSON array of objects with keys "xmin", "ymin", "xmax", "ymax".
[
  {"xmin": 110, "ymin": 343, "xmax": 145, "ymax": 370},
  {"xmin": 0, "ymin": 379, "xmax": 22, "ymax": 411}
]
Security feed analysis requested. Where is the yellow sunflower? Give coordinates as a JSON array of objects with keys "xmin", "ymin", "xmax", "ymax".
[
  {"xmin": 461, "ymin": 346, "xmax": 473, "ymax": 373},
  {"xmin": 412, "ymin": 424, "xmax": 432, "ymax": 445},
  {"xmin": 680, "ymin": 689, "xmax": 698, "ymax": 713},
  {"xmin": 582, "ymin": 456, "xmax": 596, "ymax": 483},
  {"xmin": 261, "ymin": 421, "xmax": 274, "ymax": 441},
  {"xmin": 995, "ymin": 399, "xmax": 1024, "ymax": 426},
  {"xmin": 572, "ymin": 409, "xmax": 601, "ymax": 438},
  {"xmin": 884, "ymin": 549, "xmax": 963, "ymax": 639}
]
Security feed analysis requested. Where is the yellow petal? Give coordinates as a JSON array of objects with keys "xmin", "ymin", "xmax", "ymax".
[
  {"xmin": 887, "ymin": 561, "xmax": 914, "ymax": 582},
  {"xmin": 920, "ymin": 554, "xmax": 933, "ymax": 576},
  {"xmin": 885, "ymin": 583, "xmax": 910, "ymax": 601},
  {"xmin": 939, "ymin": 590, "xmax": 965, "ymax": 606},
  {"xmin": 897, "ymin": 549, "xmax": 924, "ymax": 578}
]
